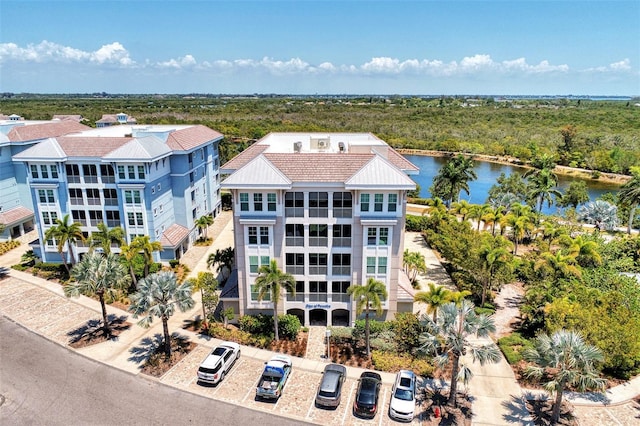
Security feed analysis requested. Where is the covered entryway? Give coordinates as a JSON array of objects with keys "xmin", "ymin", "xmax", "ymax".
[
  {"xmin": 331, "ymin": 309, "xmax": 349, "ymax": 326},
  {"xmin": 309, "ymin": 309, "xmax": 327, "ymax": 326},
  {"xmin": 286, "ymin": 308, "xmax": 304, "ymax": 326}
]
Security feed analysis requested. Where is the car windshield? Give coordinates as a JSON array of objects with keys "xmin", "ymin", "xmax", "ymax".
[
  {"xmin": 358, "ymin": 379, "xmax": 377, "ymax": 403},
  {"xmin": 212, "ymin": 347, "xmax": 226, "ymax": 356},
  {"xmin": 394, "ymin": 388, "xmax": 413, "ymax": 401}
]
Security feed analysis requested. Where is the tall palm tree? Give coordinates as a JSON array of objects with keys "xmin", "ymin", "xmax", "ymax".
[
  {"xmin": 501, "ymin": 211, "xmax": 534, "ymax": 255},
  {"xmin": 526, "ymin": 168, "xmax": 562, "ymax": 213},
  {"xmin": 430, "ymin": 155, "xmax": 478, "ymax": 207},
  {"xmin": 186, "ymin": 271, "xmax": 218, "ymax": 326},
  {"xmin": 469, "ymin": 203, "xmax": 491, "ymax": 231},
  {"xmin": 130, "ymin": 235, "xmax": 162, "ymax": 278},
  {"xmin": 129, "ymin": 271, "xmax": 195, "ymax": 356},
  {"xmin": 44, "ymin": 213, "xmax": 85, "ymax": 273},
  {"xmin": 403, "ymin": 249, "xmax": 427, "ymax": 285},
  {"xmin": 447, "ymin": 290, "xmax": 472, "ymax": 306},
  {"xmin": 119, "ymin": 243, "xmax": 139, "ymax": 288},
  {"xmin": 67, "ymin": 252, "xmax": 130, "ymax": 336},
  {"xmin": 89, "ymin": 223, "xmax": 124, "ymax": 254},
  {"xmin": 418, "ymin": 301, "xmax": 501, "ymax": 407},
  {"xmin": 559, "ymin": 234, "xmax": 602, "ymax": 267},
  {"xmin": 482, "ymin": 205, "xmax": 506, "ymax": 235},
  {"xmin": 347, "ymin": 277, "xmax": 388, "ymax": 357},
  {"xmin": 254, "ymin": 260, "xmax": 296, "ymax": 341},
  {"xmin": 450, "ymin": 200, "xmax": 473, "ymax": 221},
  {"xmin": 194, "ymin": 215, "xmax": 214, "ymax": 239},
  {"xmin": 534, "ymin": 251, "xmax": 582, "ymax": 280},
  {"xmin": 524, "ymin": 330, "xmax": 606, "ymax": 424},
  {"xmin": 477, "ymin": 239, "xmax": 513, "ymax": 306},
  {"xmin": 414, "ymin": 282, "xmax": 451, "ymax": 321},
  {"xmin": 618, "ymin": 171, "xmax": 640, "ymax": 234},
  {"xmin": 207, "ymin": 247, "xmax": 235, "ymax": 282}
]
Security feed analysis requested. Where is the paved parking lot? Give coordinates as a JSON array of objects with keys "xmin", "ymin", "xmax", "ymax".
[{"xmin": 161, "ymin": 345, "xmax": 422, "ymax": 425}]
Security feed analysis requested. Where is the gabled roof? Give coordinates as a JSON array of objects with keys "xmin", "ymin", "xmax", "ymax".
[
  {"xmin": 0, "ymin": 206, "xmax": 34, "ymax": 226},
  {"xmin": 345, "ymin": 155, "xmax": 417, "ymax": 189},
  {"xmin": 160, "ymin": 224, "xmax": 189, "ymax": 247},
  {"xmin": 386, "ymin": 148, "xmax": 419, "ymax": 174},
  {"xmin": 264, "ymin": 153, "xmax": 375, "ymax": 182},
  {"xmin": 165, "ymin": 125, "xmax": 223, "ymax": 151},
  {"xmin": 222, "ymin": 155, "xmax": 292, "ymax": 189},
  {"xmin": 103, "ymin": 135, "xmax": 171, "ymax": 161},
  {"xmin": 7, "ymin": 121, "xmax": 90, "ymax": 142},
  {"xmin": 220, "ymin": 142, "xmax": 269, "ymax": 172},
  {"xmin": 12, "ymin": 138, "xmax": 67, "ymax": 160},
  {"xmin": 56, "ymin": 137, "xmax": 132, "ymax": 158}
]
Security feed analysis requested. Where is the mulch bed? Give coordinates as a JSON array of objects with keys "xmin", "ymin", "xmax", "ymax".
[
  {"xmin": 270, "ymin": 331, "xmax": 308, "ymax": 358},
  {"xmin": 421, "ymin": 389, "xmax": 473, "ymax": 426},
  {"xmin": 330, "ymin": 341, "xmax": 373, "ymax": 369},
  {"xmin": 68, "ymin": 316, "xmax": 131, "ymax": 349},
  {"xmin": 141, "ymin": 336, "xmax": 196, "ymax": 377}
]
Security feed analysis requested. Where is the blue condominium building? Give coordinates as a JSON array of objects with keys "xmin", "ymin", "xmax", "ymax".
[{"xmin": 11, "ymin": 122, "xmax": 224, "ymax": 264}]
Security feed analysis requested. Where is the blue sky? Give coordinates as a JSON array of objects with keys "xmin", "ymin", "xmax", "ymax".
[{"xmin": 1, "ymin": 1, "xmax": 638, "ymax": 95}]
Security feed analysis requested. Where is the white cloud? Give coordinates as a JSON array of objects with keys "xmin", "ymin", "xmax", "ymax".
[{"xmin": 0, "ymin": 40, "xmax": 134, "ymax": 66}]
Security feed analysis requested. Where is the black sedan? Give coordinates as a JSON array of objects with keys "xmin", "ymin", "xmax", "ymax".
[{"xmin": 353, "ymin": 371, "xmax": 382, "ymax": 418}]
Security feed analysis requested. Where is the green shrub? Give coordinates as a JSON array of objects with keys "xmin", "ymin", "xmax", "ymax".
[
  {"xmin": 277, "ymin": 314, "xmax": 301, "ymax": 340},
  {"xmin": 168, "ymin": 259, "xmax": 180, "ymax": 268},
  {"xmin": 353, "ymin": 319, "xmax": 389, "ymax": 340},
  {"xmin": 11, "ymin": 264, "xmax": 28, "ymax": 271},
  {"xmin": 328, "ymin": 326, "xmax": 353, "ymax": 343},
  {"xmin": 209, "ymin": 323, "xmax": 253, "ymax": 345},
  {"xmin": 405, "ymin": 215, "xmax": 430, "ymax": 232},
  {"xmin": 497, "ymin": 332, "xmax": 533, "ymax": 365},
  {"xmin": 239, "ymin": 314, "xmax": 273, "ymax": 336},
  {"xmin": 410, "ymin": 358, "xmax": 435, "ymax": 378},
  {"xmin": 371, "ymin": 350, "xmax": 434, "ymax": 377}
]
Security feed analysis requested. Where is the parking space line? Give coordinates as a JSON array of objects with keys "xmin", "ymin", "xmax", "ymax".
[
  {"xmin": 342, "ymin": 381, "xmax": 356, "ymax": 425},
  {"xmin": 305, "ymin": 381, "xmax": 316, "ymax": 419},
  {"xmin": 242, "ymin": 371, "xmax": 259, "ymax": 403},
  {"xmin": 378, "ymin": 387, "xmax": 388, "ymax": 426}
]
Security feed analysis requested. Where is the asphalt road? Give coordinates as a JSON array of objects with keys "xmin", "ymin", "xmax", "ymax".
[{"xmin": 0, "ymin": 316, "xmax": 311, "ymax": 426}]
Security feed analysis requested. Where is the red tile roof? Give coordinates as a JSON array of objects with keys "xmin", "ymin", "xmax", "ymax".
[
  {"xmin": 166, "ymin": 125, "xmax": 223, "ymax": 151},
  {"xmin": 7, "ymin": 121, "xmax": 90, "ymax": 142},
  {"xmin": 160, "ymin": 224, "xmax": 189, "ymax": 247},
  {"xmin": 220, "ymin": 142, "xmax": 268, "ymax": 171},
  {"xmin": 386, "ymin": 148, "xmax": 419, "ymax": 172},
  {"xmin": 264, "ymin": 153, "xmax": 375, "ymax": 182},
  {"xmin": 0, "ymin": 206, "xmax": 34, "ymax": 226},
  {"xmin": 55, "ymin": 137, "xmax": 133, "ymax": 157}
]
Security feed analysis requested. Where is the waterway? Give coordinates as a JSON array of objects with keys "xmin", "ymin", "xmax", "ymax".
[{"xmin": 403, "ymin": 154, "xmax": 623, "ymax": 215}]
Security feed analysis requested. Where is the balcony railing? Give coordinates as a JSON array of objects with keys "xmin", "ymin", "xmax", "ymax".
[
  {"xmin": 309, "ymin": 266, "xmax": 327, "ymax": 275},
  {"xmin": 331, "ymin": 293, "xmax": 350, "ymax": 303},
  {"xmin": 285, "ymin": 207, "xmax": 304, "ymax": 217},
  {"xmin": 308, "ymin": 293, "xmax": 328, "ymax": 302},
  {"xmin": 68, "ymin": 176, "xmax": 81, "ymax": 183},
  {"xmin": 285, "ymin": 237, "xmax": 304, "ymax": 247},
  {"xmin": 102, "ymin": 176, "xmax": 115, "ymax": 184},
  {"xmin": 309, "ymin": 237, "xmax": 328, "ymax": 247},
  {"xmin": 104, "ymin": 199, "xmax": 118, "ymax": 206},
  {"xmin": 86, "ymin": 198, "xmax": 101, "ymax": 206},
  {"xmin": 286, "ymin": 266, "xmax": 304, "ymax": 275},
  {"xmin": 333, "ymin": 208, "xmax": 352, "ymax": 218},
  {"xmin": 84, "ymin": 176, "xmax": 98, "ymax": 184},
  {"xmin": 332, "ymin": 237, "xmax": 351, "ymax": 247},
  {"xmin": 286, "ymin": 293, "xmax": 305, "ymax": 302},
  {"xmin": 70, "ymin": 197, "xmax": 83, "ymax": 205},
  {"xmin": 332, "ymin": 266, "xmax": 351, "ymax": 276}
]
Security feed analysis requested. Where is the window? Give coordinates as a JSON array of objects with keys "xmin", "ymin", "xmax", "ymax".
[
  {"xmin": 50, "ymin": 165, "xmax": 58, "ymax": 179},
  {"xmin": 267, "ymin": 193, "xmax": 277, "ymax": 211},
  {"xmin": 30, "ymin": 165, "xmax": 39, "ymax": 178},
  {"xmin": 157, "ymin": 183, "xmax": 161, "ymax": 191},
  {"xmin": 260, "ymin": 227, "xmax": 269, "ymax": 244},
  {"xmin": 85, "ymin": 188, "xmax": 100, "ymax": 205},
  {"xmin": 42, "ymin": 211, "xmax": 57, "ymax": 225},
  {"xmin": 388, "ymin": 194, "xmax": 398, "ymax": 212},
  {"xmin": 124, "ymin": 190, "xmax": 141, "ymax": 204},
  {"xmin": 72, "ymin": 210, "xmax": 86, "ymax": 225},
  {"xmin": 248, "ymin": 227, "xmax": 258, "ymax": 245},
  {"xmin": 128, "ymin": 212, "xmax": 135, "ymax": 226},
  {"xmin": 374, "ymin": 193, "xmax": 384, "ymax": 212},
  {"xmin": 285, "ymin": 192, "xmax": 304, "ymax": 217},
  {"xmin": 128, "ymin": 165, "xmax": 135, "ymax": 179},
  {"xmin": 153, "ymin": 208, "xmax": 158, "ymax": 217},
  {"xmin": 251, "ymin": 284, "xmax": 270, "ymax": 301},
  {"xmin": 367, "ymin": 227, "xmax": 390, "ymax": 246},
  {"xmin": 309, "ymin": 253, "xmax": 327, "ymax": 275},
  {"xmin": 333, "ymin": 192, "xmax": 352, "ymax": 218},
  {"xmin": 83, "ymin": 165, "xmax": 98, "ymax": 183},
  {"xmin": 66, "ymin": 164, "xmax": 80, "ymax": 183},
  {"xmin": 287, "ymin": 281, "xmax": 305, "ymax": 302},
  {"xmin": 138, "ymin": 165, "xmax": 145, "ymax": 179},
  {"xmin": 106, "ymin": 211, "xmax": 120, "ymax": 227},
  {"xmin": 378, "ymin": 257, "xmax": 387, "ymax": 274},
  {"xmin": 151, "ymin": 186, "xmax": 155, "ymax": 194},
  {"xmin": 286, "ymin": 253, "xmax": 304, "ymax": 275},
  {"xmin": 100, "ymin": 165, "xmax": 114, "ymax": 182},
  {"xmin": 379, "ymin": 227, "xmax": 389, "ymax": 245},
  {"xmin": 309, "ymin": 192, "xmax": 328, "ymax": 217},
  {"xmin": 285, "ymin": 224, "xmax": 304, "ymax": 246},
  {"xmin": 360, "ymin": 193, "xmax": 370, "ymax": 212},
  {"xmin": 250, "ymin": 256, "xmax": 270, "ymax": 274},
  {"xmin": 38, "ymin": 189, "xmax": 54, "ymax": 203},
  {"xmin": 103, "ymin": 188, "xmax": 118, "ymax": 205},
  {"xmin": 309, "ymin": 224, "xmax": 328, "ymax": 247},
  {"xmin": 332, "ymin": 281, "xmax": 350, "ymax": 302},
  {"xmin": 117, "ymin": 165, "xmax": 126, "ymax": 179},
  {"xmin": 40, "ymin": 165, "xmax": 49, "ymax": 179},
  {"xmin": 239, "ymin": 193, "xmax": 249, "ymax": 211},
  {"xmin": 366, "ymin": 257, "xmax": 376, "ymax": 274},
  {"xmin": 253, "ymin": 193, "xmax": 263, "ymax": 211},
  {"xmin": 332, "ymin": 254, "xmax": 351, "ymax": 276},
  {"xmin": 309, "ymin": 281, "xmax": 328, "ymax": 302},
  {"xmin": 367, "ymin": 228, "xmax": 377, "ymax": 246},
  {"xmin": 69, "ymin": 188, "xmax": 83, "ymax": 205},
  {"xmin": 89, "ymin": 210, "xmax": 103, "ymax": 226},
  {"xmin": 332, "ymin": 225, "xmax": 351, "ymax": 247}
]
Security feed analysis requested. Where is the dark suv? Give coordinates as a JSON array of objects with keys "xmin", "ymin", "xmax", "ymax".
[
  {"xmin": 353, "ymin": 371, "xmax": 382, "ymax": 418},
  {"xmin": 315, "ymin": 363, "xmax": 347, "ymax": 408}
]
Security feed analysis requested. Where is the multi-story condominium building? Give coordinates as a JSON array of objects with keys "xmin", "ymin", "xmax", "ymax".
[
  {"xmin": 1, "ymin": 118, "xmax": 91, "ymax": 240},
  {"xmin": 220, "ymin": 133, "xmax": 418, "ymax": 326},
  {"xmin": 12, "ymin": 123, "xmax": 224, "ymax": 263}
]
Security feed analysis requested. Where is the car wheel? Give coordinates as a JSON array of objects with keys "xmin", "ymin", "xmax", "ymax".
[
  {"xmin": 237, "ymin": 350, "xmax": 241, "ymax": 360},
  {"xmin": 220, "ymin": 371, "xmax": 225, "ymax": 382}
]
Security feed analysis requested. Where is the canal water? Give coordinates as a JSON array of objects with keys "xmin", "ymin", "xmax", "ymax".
[{"xmin": 404, "ymin": 155, "xmax": 622, "ymax": 215}]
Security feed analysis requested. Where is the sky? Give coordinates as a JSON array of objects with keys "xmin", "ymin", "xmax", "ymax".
[{"xmin": 1, "ymin": 0, "xmax": 639, "ymax": 95}]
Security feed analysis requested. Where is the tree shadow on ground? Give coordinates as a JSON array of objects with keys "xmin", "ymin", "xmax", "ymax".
[
  {"xmin": 128, "ymin": 332, "xmax": 194, "ymax": 377},
  {"xmin": 520, "ymin": 392, "xmax": 578, "ymax": 426},
  {"xmin": 417, "ymin": 379, "xmax": 473, "ymax": 425},
  {"xmin": 501, "ymin": 395, "xmax": 535, "ymax": 425},
  {"xmin": 67, "ymin": 314, "xmax": 130, "ymax": 347},
  {"xmin": 128, "ymin": 333, "xmax": 166, "ymax": 364}
]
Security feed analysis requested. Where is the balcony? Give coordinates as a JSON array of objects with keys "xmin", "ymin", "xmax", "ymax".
[
  {"xmin": 308, "ymin": 293, "xmax": 328, "ymax": 302},
  {"xmin": 286, "ymin": 293, "xmax": 305, "ymax": 302},
  {"xmin": 331, "ymin": 293, "xmax": 350, "ymax": 303},
  {"xmin": 286, "ymin": 266, "xmax": 304, "ymax": 275},
  {"xmin": 309, "ymin": 237, "xmax": 328, "ymax": 247},
  {"xmin": 332, "ymin": 266, "xmax": 351, "ymax": 276},
  {"xmin": 285, "ymin": 237, "xmax": 304, "ymax": 247},
  {"xmin": 309, "ymin": 266, "xmax": 327, "ymax": 275},
  {"xmin": 332, "ymin": 237, "xmax": 351, "ymax": 247},
  {"xmin": 333, "ymin": 208, "xmax": 352, "ymax": 218}
]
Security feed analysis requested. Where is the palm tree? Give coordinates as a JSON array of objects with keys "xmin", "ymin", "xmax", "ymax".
[
  {"xmin": 477, "ymin": 239, "xmax": 513, "ymax": 306},
  {"xmin": 450, "ymin": 200, "xmax": 473, "ymax": 221},
  {"xmin": 119, "ymin": 243, "xmax": 140, "ymax": 288},
  {"xmin": 20, "ymin": 249, "xmax": 39, "ymax": 266},
  {"xmin": 448, "ymin": 290, "xmax": 472, "ymax": 306},
  {"xmin": 524, "ymin": 330, "xmax": 606, "ymax": 424},
  {"xmin": 254, "ymin": 260, "xmax": 296, "ymax": 341},
  {"xmin": 44, "ymin": 213, "xmax": 85, "ymax": 273},
  {"xmin": 430, "ymin": 155, "xmax": 478, "ymax": 207},
  {"xmin": 618, "ymin": 171, "xmax": 640, "ymax": 234},
  {"xmin": 194, "ymin": 215, "xmax": 214, "ymax": 239},
  {"xmin": 558, "ymin": 234, "xmax": 602, "ymax": 267},
  {"xmin": 501, "ymin": 211, "xmax": 534, "ymax": 255},
  {"xmin": 482, "ymin": 205, "xmax": 506, "ymax": 235},
  {"xmin": 186, "ymin": 271, "xmax": 218, "ymax": 326},
  {"xmin": 347, "ymin": 277, "xmax": 388, "ymax": 357},
  {"xmin": 403, "ymin": 249, "xmax": 427, "ymax": 285},
  {"xmin": 67, "ymin": 252, "xmax": 130, "ymax": 336},
  {"xmin": 130, "ymin": 235, "xmax": 162, "ymax": 278},
  {"xmin": 418, "ymin": 301, "xmax": 501, "ymax": 407},
  {"xmin": 534, "ymin": 251, "xmax": 582, "ymax": 280},
  {"xmin": 129, "ymin": 271, "xmax": 195, "ymax": 356},
  {"xmin": 578, "ymin": 200, "xmax": 619, "ymax": 231},
  {"xmin": 414, "ymin": 283, "xmax": 451, "ymax": 321},
  {"xmin": 89, "ymin": 223, "xmax": 124, "ymax": 254},
  {"xmin": 469, "ymin": 203, "xmax": 491, "ymax": 232},
  {"xmin": 207, "ymin": 247, "xmax": 235, "ymax": 282},
  {"xmin": 526, "ymin": 168, "xmax": 562, "ymax": 213}
]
